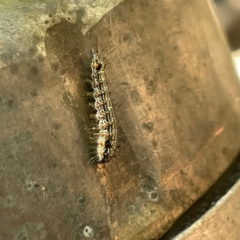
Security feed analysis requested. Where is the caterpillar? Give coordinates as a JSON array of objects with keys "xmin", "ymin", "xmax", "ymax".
[{"xmin": 85, "ymin": 48, "xmax": 117, "ymax": 163}]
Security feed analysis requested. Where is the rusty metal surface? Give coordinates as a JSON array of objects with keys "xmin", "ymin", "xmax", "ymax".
[
  {"xmin": 1, "ymin": 0, "xmax": 240, "ymax": 239},
  {"xmin": 175, "ymin": 180, "xmax": 240, "ymax": 240}
]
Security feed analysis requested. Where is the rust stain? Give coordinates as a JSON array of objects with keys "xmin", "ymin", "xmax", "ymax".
[
  {"xmin": 97, "ymin": 164, "xmax": 107, "ymax": 186},
  {"xmin": 96, "ymin": 164, "xmax": 118, "ymax": 239}
]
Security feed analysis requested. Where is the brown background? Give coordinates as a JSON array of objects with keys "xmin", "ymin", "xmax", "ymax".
[{"xmin": 1, "ymin": 0, "xmax": 240, "ymax": 239}]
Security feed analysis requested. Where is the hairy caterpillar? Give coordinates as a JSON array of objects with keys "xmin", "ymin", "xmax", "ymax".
[{"xmin": 84, "ymin": 48, "xmax": 117, "ymax": 163}]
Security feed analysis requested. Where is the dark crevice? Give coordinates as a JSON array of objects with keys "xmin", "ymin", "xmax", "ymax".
[{"xmin": 160, "ymin": 152, "xmax": 240, "ymax": 240}]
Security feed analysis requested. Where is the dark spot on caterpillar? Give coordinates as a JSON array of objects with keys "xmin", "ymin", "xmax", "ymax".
[
  {"xmin": 173, "ymin": 45, "xmax": 178, "ymax": 51},
  {"xmin": 142, "ymin": 122, "xmax": 154, "ymax": 132},
  {"xmin": 45, "ymin": 20, "xmax": 50, "ymax": 24},
  {"xmin": 95, "ymin": 63, "xmax": 102, "ymax": 71},
  {"xmin": 130, "ymin": 89, "xmax": 142, "ymax": 105},
  {"xmin": 9, "ymin": 63, "xmax": 19, "ymax": 75}
]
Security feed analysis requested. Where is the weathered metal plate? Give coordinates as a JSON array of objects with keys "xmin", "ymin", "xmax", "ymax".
[{"xmin": 1, "ymin": 0, "xmax": 240, "ymax": 239}]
